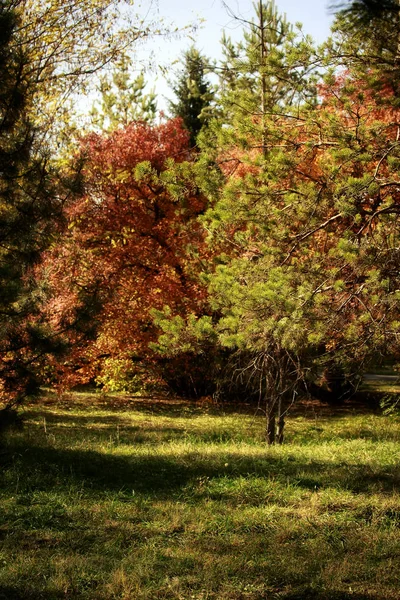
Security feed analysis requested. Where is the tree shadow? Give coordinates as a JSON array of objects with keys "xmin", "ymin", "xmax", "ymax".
[
  {"xmin": 299, "ymin": 414, "xmax": 400, "ymax": 443},
  {"xmin": 34, "ymin": 391, "xmax": 207, "ymax": 417},
  {"xmin": 281, "ymin": 590, "xmax": 380, "ymax": 600},
  {"xmin": 0, "ymin": 585, "xmax": 64, "ymax": 599},
  {"xmin": 20, "ymin": 405, "xmax": 400, "ymax": 450},
  {"xmin": 3, "ymin": 435, "xmax": 400, "ymax": 499}
]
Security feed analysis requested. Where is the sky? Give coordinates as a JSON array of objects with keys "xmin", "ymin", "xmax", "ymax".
[{"xmin": 135, "ymin": 0, "xmax": 335, "ymax": 109}]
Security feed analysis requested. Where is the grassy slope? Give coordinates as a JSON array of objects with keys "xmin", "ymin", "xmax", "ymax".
[{"xmin": 0, "ymin": 393, "xmax": 399, "ymax": 600}]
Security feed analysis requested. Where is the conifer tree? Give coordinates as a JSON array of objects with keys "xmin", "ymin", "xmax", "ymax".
[
  {"xmin": 330, "ymin": 0, "xmax": 400, "ymax": 89},
  {"xmin": 90, "ymin": 57, "xmax": 157, "ymax": 131},
  {"xmin": 168, "ymin": 46, "xmax": 214, "ymax": 147},
  {"xmin": 0, "ymin": 0, "xmax": 63, "ymax": 406},
  {"xmin": 156, "ymin": 2, "xmax": 319, "ymax": 442},
  {"xmin": 198, "ymin": 0, "xmax": 400, "ymax": 432},
  {"xmin": 209, "ymin": 1, "xmax": 319, "ymax": 442}
]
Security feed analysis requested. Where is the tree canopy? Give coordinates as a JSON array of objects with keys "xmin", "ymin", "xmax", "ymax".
[
  {"xmin": 0, "ymin": 0, "xmax": 168, "ymax": 404},
  {"xmin": 40, "ymin": 118, "xmax": 208, "ymax": 391},
  {"xmin": 2, "ymin": 0, "xmax": 400, "ymax": 442}
]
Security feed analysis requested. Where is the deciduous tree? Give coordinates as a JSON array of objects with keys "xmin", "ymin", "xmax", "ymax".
[
  {"xmin": 42, "ymin": 119, "xmax": 208, "ymax": 391},
  {"xmin": 0, "ymin": 0, "xmax": 167, "ymax": 405},
  {"xmin": 14, "ymin": 0, "xmax": 158, "ymax": 141}
]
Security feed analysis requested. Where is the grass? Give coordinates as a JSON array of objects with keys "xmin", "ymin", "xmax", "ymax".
[{"xmin": 0, "ymin": 391, "xmax": 399, "ymax": 599}]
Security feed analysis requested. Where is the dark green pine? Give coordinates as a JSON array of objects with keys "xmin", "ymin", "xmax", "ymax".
[
  {"xmin": 168, "ymin": 46, "xmax": 214, "ymax": 147},
  {"xmin": 0, "ymin": 0, "xmax": 62, "ymax": 405}
]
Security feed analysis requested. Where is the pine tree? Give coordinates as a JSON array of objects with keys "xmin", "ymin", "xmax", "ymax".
[
  {"xmin": 156, "ymin": 2, "xmax": 319, "ymax": 442},
  {"xmin": 90, "ymin": 56, "xmax": 157, "ymax": 131},
  {"xmin": 201, "ymin": 0, "xmax": 400, "ymax": 433},
  {"xmin": 168, "ymin": 46, "xmax": 214, "ymax": 147},
  {"xmin": 330, "ymin": 0, "xmax": 400, "ymax": 89},
  {"xmin": 0, "ymin": 0, "xmax": 62, "ymax": 406}
]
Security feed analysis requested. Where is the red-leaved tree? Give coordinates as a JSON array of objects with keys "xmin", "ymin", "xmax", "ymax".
[{"xmin": 41, "ymin": 118, "xmax": 209, "ymax": 391}]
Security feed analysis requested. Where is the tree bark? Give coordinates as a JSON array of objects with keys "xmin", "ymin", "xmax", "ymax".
[
  {"xmin": 276, "ymin": 396, "xmax": 285, "ymax": 444},
  {"xmin": 266, "ymin": 408, "xmax": 276, "ymax": 445}
]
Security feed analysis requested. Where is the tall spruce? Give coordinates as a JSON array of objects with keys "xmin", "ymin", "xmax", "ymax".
[{"xmin": 168, "ymin": 46, "xmax": 214, "ymax": 147}]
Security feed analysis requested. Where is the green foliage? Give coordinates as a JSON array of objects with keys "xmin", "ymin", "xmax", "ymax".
[
  {"xmin": 188, "ymin": 2, "xmax": 321, "ymax": 440},
  {"xmin": 5, "ymin": 0, "xmax": 400, "ymax": 423},
  {"xmin": 95, "ymin": 358, "xmax": 144, "ymax": 393},
  {"xmin": 0, "ymin": 0, "xmax": 65, "ymax": 404},
  {"xmin": 195, "ymin": 1, "xmax": 400, "ymax": 385},
  {"xmin": 151, "ymin": 307, "xmax": 216, "ymax": 356},
  {"xmin": 168, "ymin": 46, "xmax": 215, "ymax": 146},
  {"xmin": 90, "ymin": 56, "xmax": 157, "ymax": 131},
  {"xmin": 148, "ymin": 1, "xmax": 400, "ymax": 435},
  {"xmin": 151, "ymin": 307, "xmax": 225, "ymax": 399},
  {"xmin": 213, "ymin": 0, "xmax": 318, "ymax": 155}
]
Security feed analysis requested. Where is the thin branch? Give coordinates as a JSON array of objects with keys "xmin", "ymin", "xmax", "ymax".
[{"xmin": 282, "ymin": 213, "xmax": 342, "ymax": 265}]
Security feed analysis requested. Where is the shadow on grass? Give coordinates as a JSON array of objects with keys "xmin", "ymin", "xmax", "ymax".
[
  {"xmin": 3, "ymin": 435, "xmax": 400, "ymax": 500},
  {"xmin": 282, "ymin": 590, "xmax": 378, "ymax": 600},
  {"xmin": 330, "ymin": 427, "xmax": 400, "ymax": 442},
  {"xmin": 290, "ymin": 420, "xmax": 400, "ymax": 443},
  {"xmin": 33, "ymin": 392, "xmax": 216, "ymax": 417},
  {"xmin": 0, "ymin": 585, "xmax": 64, "ymax": 599},
  {"xmin": 21, "ymin": 405, "xmax": 400, "ymax": 446},
  {"xmin": 23, "ymin": 410, "xmax": 130, "ymax": 425}
]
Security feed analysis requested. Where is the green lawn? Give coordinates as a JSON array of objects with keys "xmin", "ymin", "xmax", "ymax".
[{"xmin": 0, "ymin": 392, "xmax": 399, "ymax": 599}]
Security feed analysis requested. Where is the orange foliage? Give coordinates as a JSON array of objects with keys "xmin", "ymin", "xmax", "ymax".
[{"xmin": 42, "ymin": 119, "xmax": 209, "ymax": 388}]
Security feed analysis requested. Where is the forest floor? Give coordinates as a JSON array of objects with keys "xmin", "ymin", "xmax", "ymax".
[{"xmin": 0, "ymin": 389, "xmax": 399, "ymax": 599}]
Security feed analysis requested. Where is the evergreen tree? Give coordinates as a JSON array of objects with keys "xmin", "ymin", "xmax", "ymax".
[
  {"xmin": 90, "ymin": 56, "xmax": 157, "ymax": 131},
  {"xmin": 0, "ymin": 0, "xmax": 63, "ymax": 406},
  {"xmin": 156, "ymin": 2, "xmax": 319, "ymax": 442},
  {"xmin": 330, "ymin": 0, "xmax": 400, "ymax": 89},
  {"xmin": 199, "ymin": 0, "xmax": 400, "ymax": 433},
  {"xmin": 208, "ymin": 1, "xmax": 319, "ymax": 443},
  {"xmin": 168, "ymin": 46, "xmax": 214, "ymax": 147}
]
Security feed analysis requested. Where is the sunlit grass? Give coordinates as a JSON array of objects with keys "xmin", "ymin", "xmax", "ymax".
[{"xmin": 0, "ymin": 392, "xmax": 399, "ymax": 599}]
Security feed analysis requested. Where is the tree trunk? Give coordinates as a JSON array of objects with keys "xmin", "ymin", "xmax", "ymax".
[
  {"xmin": 266, "ymin": 408, "xmax": 276, "ymax": 445},
  {"xmin": 276, "ymin": 396, "xmax": 285, "ymax": 444},
  {"xmin": 259, "ymin": 0, "xmax": 268, "ymax": 159}
]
